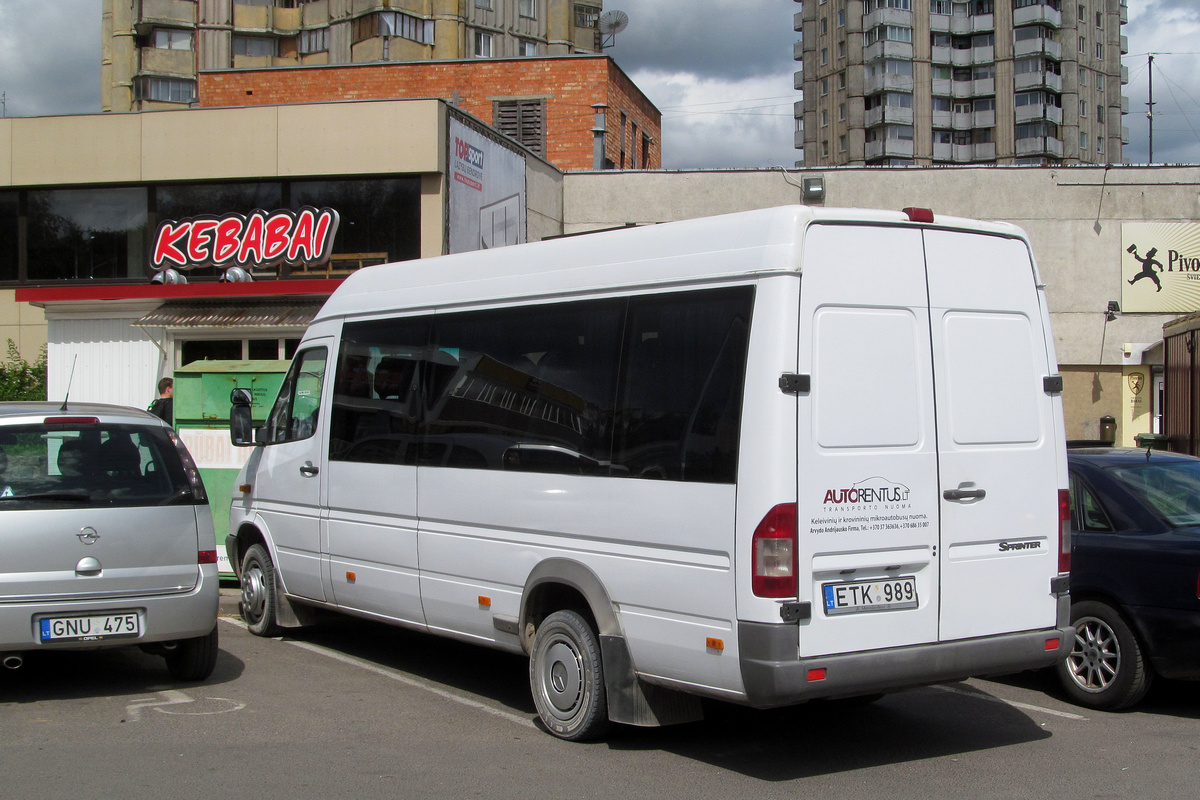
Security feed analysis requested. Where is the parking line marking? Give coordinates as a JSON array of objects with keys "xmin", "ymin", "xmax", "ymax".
[
  {"xmin": 220, "ymin": 616, "xmax": 537, "ymax": 729},
  {"xmin": 930, "ymin": 683, "xmax": 1088, "ymax": 720}
]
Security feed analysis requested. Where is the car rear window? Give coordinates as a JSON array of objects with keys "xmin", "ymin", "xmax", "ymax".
[
  {"xmin": 0, "ymin": 422, "xmax": 204, "ymax": 509},
  {"xmin": 1109, "ymin": 460, "xmax": 1200, "ymax": 527}
]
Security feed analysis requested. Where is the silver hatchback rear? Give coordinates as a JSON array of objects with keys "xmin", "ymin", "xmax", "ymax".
[{"xmin": 0, "ymin": 402, "xmax": 219, "ymax": 679}]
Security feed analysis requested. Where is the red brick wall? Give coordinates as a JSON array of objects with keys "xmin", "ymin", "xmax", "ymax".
[{"xmin": 199, "ymin": 56, "xmax": 662, "ymax": 172}]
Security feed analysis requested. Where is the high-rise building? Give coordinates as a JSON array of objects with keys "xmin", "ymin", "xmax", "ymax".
[
  {"xmin": 794, "ymin": 0, "xmax": 1130, "ymax": 166},
  {"xmin": 103, "ymin": 0, "xmax": 604, "ymax": 113}
]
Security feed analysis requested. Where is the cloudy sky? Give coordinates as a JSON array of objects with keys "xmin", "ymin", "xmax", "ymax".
[{"xmin": 0, "ymin": 0, "xmax": 1197, "ymax": 168}]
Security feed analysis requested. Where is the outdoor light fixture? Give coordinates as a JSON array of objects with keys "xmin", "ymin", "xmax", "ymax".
[
  {"xmin": 150, "ymin": 269, "xmax": 187, "ymax": 285},
  {"xmin": 1106, "ymin": 300, "xmax": 1120, "ymax": 322},
  {"xmin": 802, "ymin": 176, "xmax": 825, "ymax": 202},
  {"xmin": 220, "ymin": 266, "xmax": 254, "ymax": 283}
]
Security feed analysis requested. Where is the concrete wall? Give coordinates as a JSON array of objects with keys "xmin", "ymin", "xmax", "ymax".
[{"xmin": 562, "ymin": 164, "xmax": 1200, "ymax": 440}]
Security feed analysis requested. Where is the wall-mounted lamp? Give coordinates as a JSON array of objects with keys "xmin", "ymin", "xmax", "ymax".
[
  {"xmin": 220, "ymin": 266, "xmax": 254, "ymax": 283},
  {"xmin": 1106, "ymin": 300, "xmax": 1120, "ymax": 322},
  {"xmin": 150, "ymin": 269, "xmax": 187, "ymax": 285},
  {"xmin": 802, "ymin": 176, "xmax": 825, "ymax": 202}
]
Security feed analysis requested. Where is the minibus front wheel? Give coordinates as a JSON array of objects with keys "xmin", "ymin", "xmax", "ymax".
[
  {"xmin": 240, "ymin": 544, "xmax": 283, "ymax": 637},
  {"xmin": 529, "ymin": 609, "xmax": 612, "ymax": 741}
]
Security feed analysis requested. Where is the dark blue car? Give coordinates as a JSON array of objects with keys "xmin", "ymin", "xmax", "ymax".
[{"xmin": 1062, "ymin": 447, "xmax": 1200, "ymax": 709}]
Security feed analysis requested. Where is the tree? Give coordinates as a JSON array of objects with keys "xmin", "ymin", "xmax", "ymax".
[{"xmin": 0, "ymin": 340, "xmax": 48, "ymax": 401}]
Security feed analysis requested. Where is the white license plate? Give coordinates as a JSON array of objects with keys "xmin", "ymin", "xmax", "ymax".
[
  {"xmin": 822, "ymin": 576, "xmax": 918, "ymax": 616},
  {"xmin": 39, "ymin": 613, "xmax": 141, "ymax": 643}
]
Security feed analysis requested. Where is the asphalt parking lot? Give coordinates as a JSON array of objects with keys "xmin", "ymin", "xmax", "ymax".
[{"xmin": 3, "ymin": 587, "xmax": 1199, "ymax": 800}]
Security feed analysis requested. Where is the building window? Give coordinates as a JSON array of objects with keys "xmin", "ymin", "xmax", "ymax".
[
  {"xmin": 475, "ymin": 0, "xmax": 492, "ymax": 8},
  {"xmin": 153, "ymin": 28, "xmax": 193, "ymax": 51},
  {"xmin": 27, "ymin": 187, "xmax": 149, "ymax": 281},
  {"xmin": 520, "ymin": 0, "xmax": 537, "ymax": 18},
  {"xmin": 838, "ymin": 71, "xmax": 846, "ymax": 90},
  {"xmin": 839, "ymin": 134, "xmax": 847, "ymax": 152},
  {"xmin": 974, "ymin": 97, "xmax": 995, "ymax": 111},
  {"xmin": 838, "ymin": 9, "xmax": 846, "ymax": 26},
  {"xmin": 518, "ymin": 39, "xmax": 538, "ymax": 56},
  {"xmin": 821, "ymin": 109, "xmax": 829, "ymax": 127},
  {"xmin": 1079, "ymin": 36, "xmax": 1086, "ymax": 54},
  {"xmin": 973, "ymin": 0, "xmax": 993, "ymax": 13},
  {"xmin": 494, "ymin": 99, "xmax": 546, "ymax": 155},
  {"xmin": 1080, "ymin": 100, "xmax": 1087, "ymax": 117},
  {"xmin": 1096, "ymin": 43, "xmax": 1103, "ymax": 59},
  {"xmin": 1080, "ymin": 131, "xmax": 1088, "ymax": 151},
  {"xmin": 299, "ymin": 28, "xmax": 328, "ymax": 55},
  {"xmin": 1096, "ymin": 11, "xmax": 1103, "ymax": 28},
  {"xmin": 575, "ymin": 4, "xmax": 600, "ymax": 28},
  {"xmin": 821, "ymin": 18, "xmax": 828, "ymax": 34},
  {"xmin": 822, "ymin": 140, "xmax": 830, "ymax": 158},
  {"xmin": 0, "ymin": 192, "xmax": 18, "ymax": 282},
  {"xmin": 232, "ymin": 36, "xmax": 278, "ymax": 57},
  {"xmin": 838, "ymin": 40, "xmax": 846, "ymax": 59},
  {"xmin": 474, "ymin": 31, "xmax": 493, "ymax": 57},
  {"xmin": 931, "ymin": 0, "xmax": 951, "ymax": 13},
  {"xmin": 821, "ymin": 78, "xmax": 829, "ymax": 96},
  {"xmin": 839, "ymin": 102, "xmax": 846, "ymax": 120},
  {"xmin": 1098, "ymin": 135, "xmax": 1105, "ymax": 154},
  {"xmin": 864, "ymin": 25, "xmax": 913, "ymax": 46},
  {"xmin": 138, "ymin": 77, "xmax": 196, "ymax": 103},
  {"xmin": 354, "ymin": 12, "xmax": 434, "ymax": 45},
  {"xmin": 821, "ymin": 48, "xmax": 828, "ymax": 65}
]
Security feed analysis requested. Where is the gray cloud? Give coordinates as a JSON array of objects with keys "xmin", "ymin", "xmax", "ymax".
[{"xmin": 0, "ymin": 0, "xmax": 100, "ymax": 118}]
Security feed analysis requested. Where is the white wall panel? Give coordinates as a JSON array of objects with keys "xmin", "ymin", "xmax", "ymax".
[{"xmin": 47, "ymin": 317, "xmax": 165, "ymax": 410}]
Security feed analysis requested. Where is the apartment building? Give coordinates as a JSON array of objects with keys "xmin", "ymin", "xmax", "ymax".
[
  {"xmin": 794, "ymin": 0, "xmax": 1130, "ymax": 166},
  {"xmin": 102, "ymin": 0, "xmax": 604, "ymax": 113}
]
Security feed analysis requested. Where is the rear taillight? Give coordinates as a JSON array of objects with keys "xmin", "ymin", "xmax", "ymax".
[
  {"xmin": 166, "ymin": 429, "xmax": 208, "ymax": 503},
  {"xmin": 198, "ymin": 550, "xmax": 218, "ymax": 565},
  {"xmin": 43, "ymin": 416, "xmax": 99, "ymax": 426},
  {"xmin": 1058, "ymin": 488, "xmax": 1071, "ymax": 573},
  {"xmin": 752, "ymin": 503, "xmax": 798, "ymax": 598}
]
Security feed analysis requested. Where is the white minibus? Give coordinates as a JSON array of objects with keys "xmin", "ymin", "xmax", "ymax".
[{"xmin": 227, "ymin": 205, "xmax": 1072, "ymax": 740}]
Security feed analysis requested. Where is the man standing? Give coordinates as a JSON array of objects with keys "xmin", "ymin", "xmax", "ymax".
[{"xmin": 149, "ymin": 377, "xmax": 174, "ymax": 425}]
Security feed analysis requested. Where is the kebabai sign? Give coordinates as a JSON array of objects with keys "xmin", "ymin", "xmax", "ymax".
[
  {"xmin": 1122, "ymin": 222, "xmax": 1200, "ymax": 312},
  {"xmin": 151, "ymin": 207, "xmax": 340, "ymax": 273}
]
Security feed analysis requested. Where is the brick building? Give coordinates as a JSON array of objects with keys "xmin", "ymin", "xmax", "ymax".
[{"xmin": 199, "ymin": 55, "xmax": 661, "ymax": 171}]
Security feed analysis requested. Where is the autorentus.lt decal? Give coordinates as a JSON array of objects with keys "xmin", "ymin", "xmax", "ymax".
[{"xmin": 809, "ymin": 476, "xmax": 931, "ymax": 534}]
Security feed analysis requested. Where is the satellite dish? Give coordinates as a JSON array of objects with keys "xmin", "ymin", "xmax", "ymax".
[{"xmin": 599, "ymin": 10, "xmax": 629, "ymax": 48}]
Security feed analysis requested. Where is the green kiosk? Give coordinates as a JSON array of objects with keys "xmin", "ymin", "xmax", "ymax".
[{"xmin": 173, "ymin": 360, "xmax": 288, "ymax": 577}]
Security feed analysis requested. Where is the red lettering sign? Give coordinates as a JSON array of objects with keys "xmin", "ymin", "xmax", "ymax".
[{"xmin": 150, "ymin": 208, "xmax": 341, "ymax": 272}]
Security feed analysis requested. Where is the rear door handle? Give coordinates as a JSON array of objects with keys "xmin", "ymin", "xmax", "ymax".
[
  {"xmin": 299, "ymin": 461, "xmax": 319, "ymax": 477},
  {"xmin": 943, "ymin": 484, "xmax": 985, "ymax": 501}
]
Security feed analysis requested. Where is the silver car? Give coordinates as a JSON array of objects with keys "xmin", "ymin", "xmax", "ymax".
[{"xmin": 0, "ymin": 402, "xmax": 219, "ymax": 679}]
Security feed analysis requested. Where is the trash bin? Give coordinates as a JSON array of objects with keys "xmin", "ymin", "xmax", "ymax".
[
  {"xmin": 1134, "ymin": 433, "xmax": 1169, "ymax": 450},
  {"xmin": 1099, "ymin": 415, "xmax": 1116, "ymax": 444},
  {"xmin": 174, "ymin": 360, "xmax": 289, "ymax": 577}
]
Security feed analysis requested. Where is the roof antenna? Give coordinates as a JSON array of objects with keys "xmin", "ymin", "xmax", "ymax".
[{"xmin": 60, "ymin": 355, "xmax": 78, "ymax": 412}]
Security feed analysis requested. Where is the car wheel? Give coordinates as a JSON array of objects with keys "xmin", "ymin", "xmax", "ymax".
[
  {"xmin": 529, "ymin": 610, "xmax": 612, "ymax": 741},
  {"xmin": 240, "ymin": 543, "xmax": 282, "ymax": 637},
  {"xmin": 1056, "ymin": 599, "xmax": 1153, "ymax": 710},
  {"xmin": 166, "ymin": 626, "xmax": 219, "ymax": 681}
]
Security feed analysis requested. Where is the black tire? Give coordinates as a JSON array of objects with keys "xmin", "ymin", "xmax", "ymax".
[
  {"xmin": 529, "ymin": 610, "xmax": 612, "ymax": 741},
  {"xmin": 240, "ymin": 543, "xmax": 282, "ymax": 637},
  {"xmin": 1056, "ymin": 599, "xmax": 1153, "ymax": 710},
  {"xmin": 166, "ymin": 626, "xmax": 219, "ymax": 681}
]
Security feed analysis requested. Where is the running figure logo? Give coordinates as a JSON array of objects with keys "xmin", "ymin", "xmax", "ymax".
[{"xmin": 1127, "ymin": 244, "xmax": 1164, "ymax": 292}]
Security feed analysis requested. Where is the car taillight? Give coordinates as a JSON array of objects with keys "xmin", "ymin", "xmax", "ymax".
[
  {"xmin": 752, "ymin": 503, "xmax": 798, "ymax": 598},
  {"xmin": 1058, "ymin": 488, "xmax": 1071, "ymax": 573},
  {"xmin": 198, "ymin": 550, "xmax": 218, "ymax": 565},
  {"xmin": 166, "ymin": 429, "xmax": 208, "ymax": 503}
]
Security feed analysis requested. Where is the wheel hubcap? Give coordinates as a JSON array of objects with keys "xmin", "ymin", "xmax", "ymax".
[
  {"xmin": 1065, "ymin": 616, "xmax": 1120, "ymax": 692},
  {"xmin": 241, "ymin": 564, "xmax": 267, "ymax": 622},
  {"xmin": 541, "ymin": 640, "xmax": 584, "ymax": 717}
]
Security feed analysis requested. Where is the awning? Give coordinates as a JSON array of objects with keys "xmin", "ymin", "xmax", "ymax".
[{"xmin": 134, "ymin": 300, "xmax": 324, "ymax": 329}]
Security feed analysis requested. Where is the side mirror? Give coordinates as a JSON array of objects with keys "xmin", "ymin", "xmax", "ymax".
[{"xmin": 230, "ymin": 388, "xmax": 256, "ymax": 447}]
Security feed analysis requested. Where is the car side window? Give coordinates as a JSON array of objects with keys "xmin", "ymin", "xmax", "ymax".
[
  {"xmin": 263, "ymin": 347, "xmax": 328, "ymax": 444},
  {"xmin": 1070, "ymin": 473, "xmax": 1112, "ymax": 532}
]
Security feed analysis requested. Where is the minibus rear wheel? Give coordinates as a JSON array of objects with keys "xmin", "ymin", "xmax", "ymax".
[
  {"xmin": 529, "ymin": 610, "xmax": 612, "ymax": 741},
  {"xmin": 240, "ymin": 544, "xmax": 282, "ymax": 637}
]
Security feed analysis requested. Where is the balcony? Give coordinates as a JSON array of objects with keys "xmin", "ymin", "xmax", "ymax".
[
  {"xmin": 972, "ymin": 14, "xmax": 994, "ymax": 33},
  {"xmin": 795, "ymin": 11, "xmax": 802, "ymax": 31},
  {"xmin": 139, "ymin": 47, "xmax": 194, "ymax": 77},
  {"xmin": 1122, "ymin": 126, "xmax": 1130, "ymax": 145},
  {"xmin": 932, "ymin": 110, "xmax": 952, "ymax": 128},
  {"xmin": 795, "ymin": 128, "xmax": 806, "ymax": 149},
  {"xmin": 795, "ymin": 100, "xmax": 804, "ymax": 118},
  {"xmin": 794, "ymin": 70, "xmax": 804, "ymax": 90},
  {"xmin": 1120, "ymin": 35, "xmax": 1128, "ymax": 55},
  {"xmin": 138, "ymin": 0, "xmax": 194, "ymax": 27},
  {"xmin": 1121, "ymin": 65, "xmax": 1129, "ymax": 85},
  {"xmin": 866, "ymin": 105, "xmax": 915, "ymax": 126},
  {"xmin": 1016, "ymin": 135, "xmax": 1065, "ymax": 158},
  {"xmin": 1015, "ymin": 103, "xmax": 1063, "ymax": 124},
  {"xmin": 1013, "ymin": 4, "xmax": 1062, "ymax": 28},
  {"xmin": 1120, "ymin": 2, "xmax": 1128, "ymax": 23},
  {"xmin": 864, "ymin": 41, "xmax": 914, "ymax": 62},
  {"xmin": 1121, "ymin": 95, "xmax": 1130, "ymax": 114},
  {"xmin": 865, "ymin": 138, "xmax": 915, "ymax": 160},
  {"xmin": 930, "ymin": 13, "xmax": 951, "ymax": 33},
  {"xmin": 1014, "ymin": 38, "xmax": 1062, "ymax": 59},
  {"xmin": 864, "ymin": 8, "xmax": 914, "ymax": 28},
  {"xmin": 794, "ymin": 40, "xmax": 804, "ymax": 60},
  {"xmin": 931, "ymin": 45, "xmax": 952, "ymax": 64},
  {"xmin": 1014, "ymin": 71, "xmax": 1062, "ymax": 93},
  {"xmin": 865, "ymin": 72, "xmax": 915, "ymax": 94}
]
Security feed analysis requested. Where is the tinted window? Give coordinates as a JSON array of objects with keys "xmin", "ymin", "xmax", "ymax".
[
  {"xmin": 425, "ymin": 299, "xmax": 623, "ymax": 473},
  {"xmin": 0, "ymin": 423, "xmax": 200, "ymax": 509},
  {"xmin": 263, "ymin": 348, "xmax": 327, "ymax": 443},
  {"xmin": 330, "ymin": 318, "xmax": 429, "ymax": 464},
  {"xmin": 27, "ymin": 187, "xmax": 149, "ymax": 281},
  {"xmin": 1109, "ymin": 460, "xmax": 1200, "ymax": 527},
  {"xmin": 613, "ymin": 288, "xmax": 752, "ymax": 482}
]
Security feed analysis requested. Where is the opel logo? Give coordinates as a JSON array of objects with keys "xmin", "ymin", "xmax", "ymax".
[{"xmin": 76, "ymin": 527, "xmax": 100, "ymax": 545}]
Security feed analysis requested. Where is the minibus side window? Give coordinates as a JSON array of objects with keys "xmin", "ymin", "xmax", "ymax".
[
  {"xmin": 329, "ymin": 318, "xmax": 429, "ymax": 464},
  {"xmin": 263, "ymin": 348, "xmax": 328, "ymax": 443},
  {"xmin": 613, "ymin": 287, "xmax": 753, "ymax": 484},
  {"xmin": 423, "ymin": 299, "xmax": 623, "ymax": 473}
]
